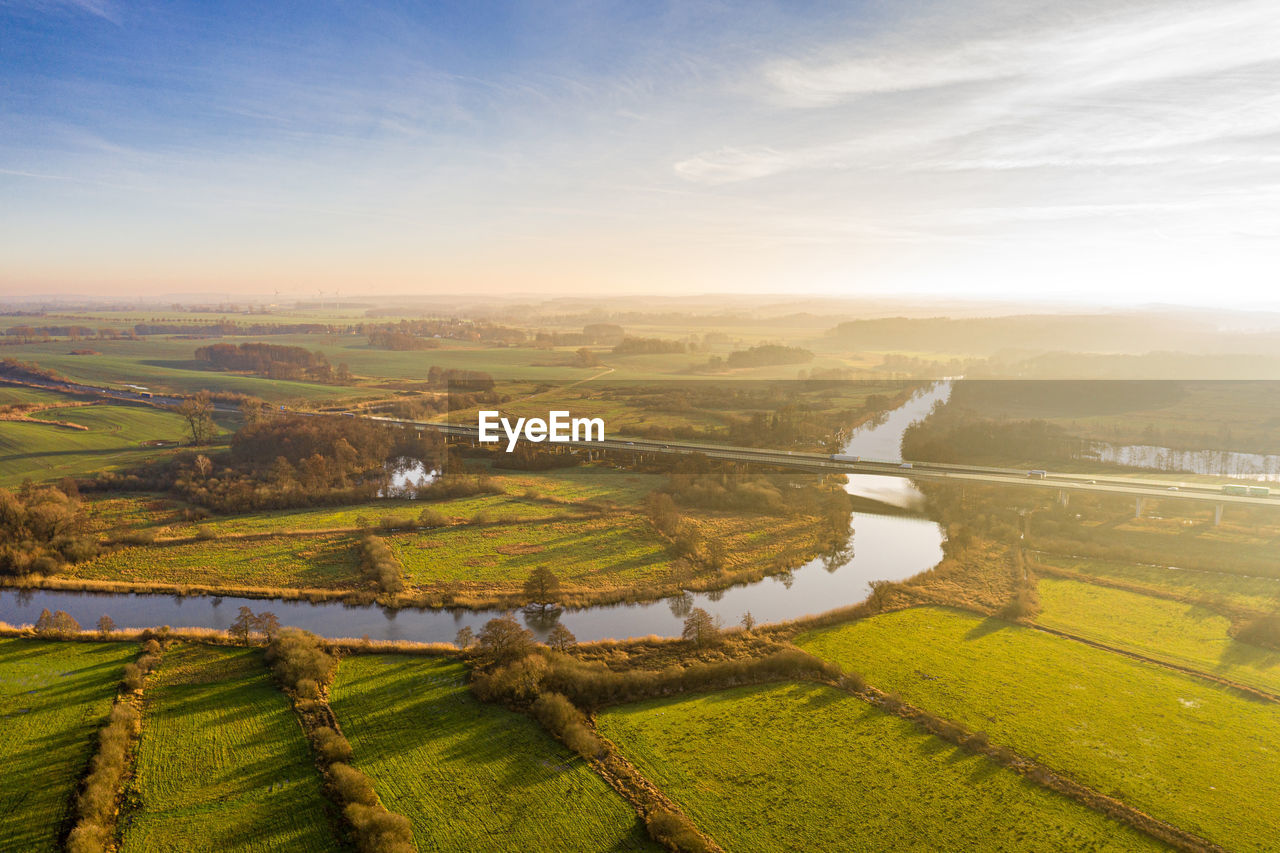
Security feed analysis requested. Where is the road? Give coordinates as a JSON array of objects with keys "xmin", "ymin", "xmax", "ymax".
[{"xmin": 5, "ymin": 376, "xmax": 1275, "ymax": 511}]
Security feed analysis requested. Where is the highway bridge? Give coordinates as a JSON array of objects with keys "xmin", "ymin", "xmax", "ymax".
[
  {"xmin": 369, "ymin": 418, "xmax": 1277, "ymax": 522},
  {"xmin": 5, "ymin": 376, "xmax": 1275, "ymax": 521}
]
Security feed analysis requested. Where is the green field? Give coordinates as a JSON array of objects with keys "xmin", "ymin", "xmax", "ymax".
[
  {"xmin": 0, "ymin": 639, "xmax": 136, "ymax": 853},
  {"xmin": 798, "ymin": 607, "xmax": 1280, "ymax": 851},
  {"xmin": 1036, "ymin": 577, "xmax": 1280, "ymax": 694},
  {"xmin": 597, "ymin": 682, "xmax": 1162, "ymax": 852},
  {"xmin": 121, "ymin": 644, "xmax": 335, "ymax": 852},
  {"xmin": 1033, "ymin": 554, "xmax": 1280, "ymax": 613},
  {"xmin": 0, "ymin": 403, "xmax": 201, "ymax": 486},
  {"xmin": 329, "ymin": 655, "xmax": 656, "ymax": 852},
  {"xmin": 67, "ymin": 535, "xmax": 361, "ymax": 589},
  {"xmin": 4, "ymin": 339, "xmax": 369, "ymax": 402},
  {"xmin": 386, "ymin": 514, "xmax": 670, "ymax": 589}
]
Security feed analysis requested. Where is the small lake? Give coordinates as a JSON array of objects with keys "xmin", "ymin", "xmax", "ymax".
[
  {"xmin": 1083, "ymin": 442, "xmax": 1280, "ymax": 482},
  {"xmin": 0, "ymin": 384, "xmax": 950, "ymax": 643}
]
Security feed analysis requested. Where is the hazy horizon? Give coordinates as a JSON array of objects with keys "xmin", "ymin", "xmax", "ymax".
[{"xmin": 4, "ymin": 0, "xmax": 1278, "ymax": 305}]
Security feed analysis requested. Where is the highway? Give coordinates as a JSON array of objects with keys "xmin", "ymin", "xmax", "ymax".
[{"xmin": 5, "ymin": 376, "xmax": 1276, "ymax": 512}]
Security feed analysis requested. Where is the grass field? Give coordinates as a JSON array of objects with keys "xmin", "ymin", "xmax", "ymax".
[
  {"xmin": 798, "ymin": 607, "xmax": 1280, "ymax": 851},
  {"xmin": 1035, "ymin": 577, "xmax": 1280, "ymax": 694},
  {"xmin": 329, "ymin": 655, "xmax": 656, "ymax": 852},
  {"xmin": 120, "ymin": 643, "xmax": 335, "ymax": 853},
  {"xmin": 0, "ymin": 403, "xmax": 201, "ymax": 486},
  {"xmin": 0, "ymin": 639, "xmax": 136, "ymax": 853},
  {"xmin": 387, "ymin": 514, "xmax": 671, "ymax": 589},
  {"xmin": 1033, "ymin": 554, "xmax": 1280, "ymax": 613},
  {"xmin": 66, "ymin": 535, "xmax": 361, "ymax": 589},
  {"xmin": 597, "ymin": 682, "xmax": 1162, "ymax": 853},
  {"xmin": 3, "ymin": 339, "xmax": 370, "ymax": 402}
]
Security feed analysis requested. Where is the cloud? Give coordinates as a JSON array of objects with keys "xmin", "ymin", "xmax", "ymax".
[{"xmin": 4, "ymin": 0, "xmax": 120, "ymax": 23}]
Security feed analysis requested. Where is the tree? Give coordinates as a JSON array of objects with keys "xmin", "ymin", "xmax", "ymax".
[
  {"xmin": 681, "ymin": 608, "xmax": 720, "ymax": 648},
  {"xmin": 96, "ymin": 614, "xmax": 116, "ymax": 638},
  {"xmin": 35, "ymin": 609, "xmax": 79, "ymax": 638},
  {"xmin": 546, "ymin": 623, "xmax": 576, "ymax": 652},
  {"xmin": 455, "ymin": 626, "xmax": 474, "ymax": 649},
  {"xmin": 176, "ymin": 392, "xmax": 216, "ymax": 445},
  {"xmin": 229, "ymin": 605, "xmax": 255, "ymax": 644},
  {"xmin": 474, "ymin": 615, "xmax": 535, "ymax": 667},
  {"xmin": 253, "ymin": 610, "xmax": 281, "ymax": 639},
  {"xmin": 522, "ymin": 566, "xmax": 561, "ymax": 611},
  {"xmin": 740, "ymin": 611, "xmax": 756, "ymax": 632}
]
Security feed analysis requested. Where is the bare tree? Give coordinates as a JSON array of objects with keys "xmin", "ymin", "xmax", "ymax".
[
  {"xmin": 523, "ymin": 566, "xmax": 562, "ymax": 611},
  {"xmin": 455, "ymin": 626, "xmax": 475, "ymax": 649},
  {"xmin": 546, "ymin": 623, "xmax": 576, "ymax": 652},
  {"xmin": 740, "ymin": 611, "xmax": 756, "ymax": 632},
  {"xmin": 176, "ymin": 392, "xmax": 216, "ymax": 445},
  {"xmin": 474, "ymin": 615, "xmax": 535, "ymax": 666},
  {"xmin": 96, "ymin": 614, "xmax": 116, "ymax": 638},
  {"xmin": 681, "ymin": 608, "xmax": 720, "ymax": 648}
]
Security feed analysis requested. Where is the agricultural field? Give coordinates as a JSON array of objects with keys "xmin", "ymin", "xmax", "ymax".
[
  {"xmin": 386, "ymin": 514, "xmax": 670, "ymax": 589},
  {"xmin": 2, "ymin": 338, "xmax": 369, "ymax": 402},
  {"xmin": 0, "ymin": 639, "xmax": 136, "ymax": 853},
  {"xmin": 0, "ymin": 402, "xmax": 201, "ymax": 486},
  {"xmin": 120, "ymin": 643, "xmax": 335, "ymax": 853},
  {"xmin": 798, "ymin": 607, "xmax": 1280, "ymax": 851},
  {"xmin": 1034, "ymin": 577, "xmax": 1280, "ymax": 694},
  {"xmin": 1031, "ymin": 554, "xmax": 1280, "ymax": 613},
  {"xmin": 328, "ymin": 655, "xmax": 656, "ymax": 852},
  {"xmin": 597, "ymin": 682, "xmax": 1162, "ymax": 852},
  {"xmin": 64, "ymin": 535, "xmax": 362, "ymax": 590}
]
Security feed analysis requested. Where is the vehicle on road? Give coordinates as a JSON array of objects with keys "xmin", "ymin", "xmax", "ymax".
[
  {"xmin": 831, "ymin": 454, "xmax": 860, "ymax": 463},
  {"xmin": 1029, "ymin": 470, "xmax": 1047, "ymax": 479}
]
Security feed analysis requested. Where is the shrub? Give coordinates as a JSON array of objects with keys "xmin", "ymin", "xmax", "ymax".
[
  {"xmin": 265, "ymin": 628, "xmax": 337, "ymax": 693},
  {"xmin": 646, "ymin": 809, "xmax": 713, "ymax": 853},
  {"xmin": 314, "ymin": 726, "xmax": 353, "ymax": 763},
  {"xmin": 358, "ymin": 535, "xmax": 406, "ymax": 595}
]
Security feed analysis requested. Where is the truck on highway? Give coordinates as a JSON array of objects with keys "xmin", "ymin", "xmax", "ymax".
[
  {"xmin": 830, "ymin": 454, "xmax": 860, "ymax": 463},
  {"xmin": 1223, "ymin": 484, "xmax": 1250, "ymax": 496},
  {"xmin": 1028, "ymin": 470, "xmax": 1047, "ymax": 479},
  {"xmin": 1249, "ymin": 486, "xmax": 1271, "ymax": 497}
]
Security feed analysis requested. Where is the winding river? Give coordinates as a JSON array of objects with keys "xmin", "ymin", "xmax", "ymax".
[{"xmin": 0, "ymin": 384, "xmax": 951, "ymax": 643}]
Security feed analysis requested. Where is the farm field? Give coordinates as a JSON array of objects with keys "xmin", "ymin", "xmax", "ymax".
[
  {"xmin": 64, "ymin": 535, "xmax": 361, "ymax": 589},
  {"xmin": 2, "ymin": 339, "xmax": 369, "ymax": 402},
  {"xmin": 1035, "ymin": 577, "xmax": 1280, "ymax": 694},
  {"xmin": 329, "ymin": 655, "xmax": 656, "ymax": 852},
  {"xmin": 1032, "ymin": 554, "xmax": 1280, "ymax": 613},
  {"xmin": 120, "ymin": 644, "xmax": 335, "ymax": 853},
  {"xmin": 0, "ymin": 639, "xmax": 136, "ymax": 853},
  {"xmin": 386, "ymin": 514, "xmax": 670, "ymax": 589},
  {"xmin": 597, "ymin": 682, "xmax": 1163, "ymax": 853},
  {"xmin": 798, "ymin": 607, "xmax": 1280, "ymax": 851},
  {"xmin": 0, "ymin": 403, "xmax": 200, "ymax": 486}
]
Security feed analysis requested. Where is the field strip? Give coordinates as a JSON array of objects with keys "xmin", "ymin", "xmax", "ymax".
[{"xmin": 1026, "ymin": 621, "xmax": 1280, "ymax": 704}]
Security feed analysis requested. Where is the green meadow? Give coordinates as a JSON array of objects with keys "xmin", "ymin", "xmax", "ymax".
[
  {"xmin": 120, "ymin": 644, "xmax": 335, "ymax": 853},
  {"xmin": 329, "ymin": 655, "xmax": 656, "ymax": 852},
  {"xmin": 799, "ymin": 607, "xmax": 1280, "ymax": 851},
  {"xmin": 598, "ymin": 681, "xmax": 1162, "ymax": 853},
  {"xmin": 0, "ymin": 639, "xmax": 135, "ymax": 853}
]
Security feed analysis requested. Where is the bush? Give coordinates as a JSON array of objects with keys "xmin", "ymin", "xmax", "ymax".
[
  {"xmin": 358, "ymin": 535, "xmax": 406, "ymax": 595},
  {"xmin": 314, "ymin": 726, "xmax": 353, "ymax": 762},
  {"xmin": 531, "ymin": 692, "xmax": 604, "ymax": 759},
  {"xmin": 265, "ymin": 628, "xmax": 337, "ymax": 693},
  {"xmin": 646, "ymin": 809, "xmax": 713, "ymax": 853}
]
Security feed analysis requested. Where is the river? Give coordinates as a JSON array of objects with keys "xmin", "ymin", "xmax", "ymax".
[{"xmin": 0, "ymin": 384, "xmax": 951, "ymax": 643}]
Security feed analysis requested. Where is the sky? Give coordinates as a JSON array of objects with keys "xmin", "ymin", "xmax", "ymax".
[{"xmin": 2, "ymin": 0, "xmax": 1278, "ymax": 305}]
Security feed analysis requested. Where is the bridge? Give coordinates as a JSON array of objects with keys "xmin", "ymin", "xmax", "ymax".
[{"xmin": 372, "ymin": 419, "xmax": 1276, "ymax": 523}]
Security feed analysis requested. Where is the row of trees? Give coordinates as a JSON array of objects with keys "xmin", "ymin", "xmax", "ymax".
[{"xmin": 358, "ymin": 536, "xmax": 406, "ymax": 595}]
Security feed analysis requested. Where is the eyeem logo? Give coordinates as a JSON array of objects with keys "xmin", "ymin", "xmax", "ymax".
[{"xmin": 478, "ymin": 410, "xmax": 605, "ymax": 452}]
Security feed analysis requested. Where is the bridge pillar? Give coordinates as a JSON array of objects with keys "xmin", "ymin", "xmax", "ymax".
[
  {"xmin": 1134, "ymin": 495, "xmax": 1145, "ymax": 518},
  {"xmin": 1214, "ymin": 503, "xmax": 1224, "ymax": 526},
  {"xmin": 1057, "ymin": 489, "xmax": 1069, "ymax": 508}
]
